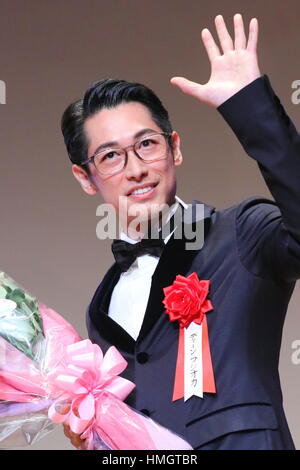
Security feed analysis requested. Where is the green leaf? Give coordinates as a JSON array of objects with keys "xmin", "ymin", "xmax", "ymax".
[
  {"xmin": 0, "ymin": 286, "xmax": 7, "ymax": 299},
  {"xmin": 0, "ymin": 274, "xmax": 45, "ymax": 361}
]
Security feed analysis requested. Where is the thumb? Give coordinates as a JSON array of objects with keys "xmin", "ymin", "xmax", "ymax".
[{"xmin": 170, "ymin": 76, "xmax": 204, "ymax": 99}]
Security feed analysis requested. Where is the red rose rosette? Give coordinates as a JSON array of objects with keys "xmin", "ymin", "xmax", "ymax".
[{"xmin": 163, "ymin": 272, "xmax": 216, "ymax": 401}]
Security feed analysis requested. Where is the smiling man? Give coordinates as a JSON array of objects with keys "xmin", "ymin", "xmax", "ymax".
[
  {"xmin": 73, "ymin": 100, "xmax": 183, "ymax": 239},
  {"xmin": 61, "ymin": 14, "xmax": 300, "ymax": 450}
]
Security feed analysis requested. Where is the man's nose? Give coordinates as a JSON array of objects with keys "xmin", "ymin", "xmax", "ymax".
[{"xmin": 124, "ymin": 148, "xmax": 148, "ymax": 179}]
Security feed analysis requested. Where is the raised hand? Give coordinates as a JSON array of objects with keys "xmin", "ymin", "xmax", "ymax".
[{"xmin": 170, "ymin": 14, "xmax": 261, "ymax": 108}]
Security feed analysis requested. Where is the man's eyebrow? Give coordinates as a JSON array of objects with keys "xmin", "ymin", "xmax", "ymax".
[{"xmin": 92, "ymin": 128, "xmax": 159, "ymax": 155}]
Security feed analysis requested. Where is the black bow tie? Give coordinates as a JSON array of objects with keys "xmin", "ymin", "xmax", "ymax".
[{"xmin": 111, "ymin": 237, "xmax": 165, "ymax": 272}]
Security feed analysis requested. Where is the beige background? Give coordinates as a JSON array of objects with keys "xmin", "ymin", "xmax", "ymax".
[{"xmin": 0, "ymin": 0, "xmax": 299, "ymax": 450}]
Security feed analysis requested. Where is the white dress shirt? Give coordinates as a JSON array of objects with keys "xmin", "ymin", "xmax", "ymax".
[{"xmin": 108, "ymin": 195, "xmax": 188, "ymax": 340}]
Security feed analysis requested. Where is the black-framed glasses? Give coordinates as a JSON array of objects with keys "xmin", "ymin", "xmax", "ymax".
[{"xmin": 81, "ymin": 132, "xmax": 173, "ymax": 176}]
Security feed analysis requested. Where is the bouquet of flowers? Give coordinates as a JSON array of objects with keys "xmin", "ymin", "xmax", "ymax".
[{"xmin": 0, "ymin": 271, "xmax": 192, "ymax": 450}]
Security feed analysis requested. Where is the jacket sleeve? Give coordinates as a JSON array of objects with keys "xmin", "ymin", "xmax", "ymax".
[{"xmin": 217, "ymin": 75, "xmax": 300, "ymax": 281}]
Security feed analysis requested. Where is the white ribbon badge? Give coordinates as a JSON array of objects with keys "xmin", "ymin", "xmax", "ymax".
[{"xmin": 184, "ymin": 322, "xmax": 203, "ymax": 401}]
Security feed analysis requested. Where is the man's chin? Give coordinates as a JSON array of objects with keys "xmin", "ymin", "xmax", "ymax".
[{"xmin": 116, "ymin": 193, "xmax": 174, "ymax": 236}]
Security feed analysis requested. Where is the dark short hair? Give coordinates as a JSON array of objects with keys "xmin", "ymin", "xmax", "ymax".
[{"xmin": 61, "ymin": 78, "xmax": 174, "ymax": 176}]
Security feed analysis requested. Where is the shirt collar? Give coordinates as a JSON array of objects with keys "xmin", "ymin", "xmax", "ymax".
[{"xmin": 120, "ymin": 195, "xmax": 187, "ymax": 244}]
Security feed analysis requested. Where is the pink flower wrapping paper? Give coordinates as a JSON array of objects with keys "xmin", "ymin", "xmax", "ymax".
[{"xmin": 0, "ymin": 272, "xmax": 192, "ymax": 450}]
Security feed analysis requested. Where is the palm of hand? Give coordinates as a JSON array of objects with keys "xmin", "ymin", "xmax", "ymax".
[{"xmin": 171, "ymin": 14, "xmax": 261, "ymax": 108}]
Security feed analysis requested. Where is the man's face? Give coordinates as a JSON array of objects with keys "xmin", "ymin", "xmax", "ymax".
[{"xmin": 72, "ymin": 101, "xmax": 183, "ymax": 235}]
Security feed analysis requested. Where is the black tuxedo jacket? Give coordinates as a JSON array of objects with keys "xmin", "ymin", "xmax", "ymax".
[{"xmin": 86, "ymin": 75, "xmax": 300, "ymax": 449}]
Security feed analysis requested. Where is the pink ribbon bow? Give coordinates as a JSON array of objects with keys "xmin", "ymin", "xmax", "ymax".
[{"xmin": 48, "ymin": 339, "xmax": 135, "ymax": 436}]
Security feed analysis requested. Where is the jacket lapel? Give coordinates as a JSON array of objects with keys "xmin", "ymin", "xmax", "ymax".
[
  {"xmin": 137, "ymin": 199, "xmax": 216, "ymax": 341},
  {"xmin": 88, "ymin": 262, "xmax": 136, "ymax": 353}
]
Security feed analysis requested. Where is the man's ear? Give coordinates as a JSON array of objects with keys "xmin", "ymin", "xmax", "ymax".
[
  {"xmin": 171, "ymin": 131, "xmax": 183, "ymax": 167},
  {"xmin": 72, "ymin": 164, "xmax": 98, "ymax": 195}
]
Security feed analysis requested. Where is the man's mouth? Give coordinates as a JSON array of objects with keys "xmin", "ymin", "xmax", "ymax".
[
  {"xmin": 127, "ymin": 183, "xmax": 158, "ymax": 200},
  {"xmin": 127, "ymin": 183, "xmax": 158, "ymax": 196}
]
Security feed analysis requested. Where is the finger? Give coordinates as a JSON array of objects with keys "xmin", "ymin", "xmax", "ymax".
[
  {"xmin": 170, "ymin": 77, "xmax": 204, "ymax": 98},
  {"xmin": 71, "ymin": 433, "xmax": 83, "ymax": 448},
  {"xmin": 214, "ymin": 14, "xmax": 234, "ymax": 53},
  {"xmin": 201, "ymin": 28, "xmax": 221, "ymax": 62},
  {"xmin": 234, "ymin": 13, "xmax": 246, "ymax": 49},
  {"xmin": 247, "ymin": 17, "xmax": 258, "ymax": 52},
  {"xmin": 63, "ymin": 422, "xmax": 84, "ymax": 448},
  {"xmin": 63, "ymin": 423, "xmax": 71, "ymax": 439},
  {"xmin": 79, "ymin": 438, "xmax": 89, "ymax": 450},
  {"xmin": 69, "ymin": 429, "xmax": 83, "ymax": 448}
]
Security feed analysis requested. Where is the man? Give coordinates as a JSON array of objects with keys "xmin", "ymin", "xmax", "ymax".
[{"xmin": 62, "ymin": 14, "xmax": 300, "ymax": 449}]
